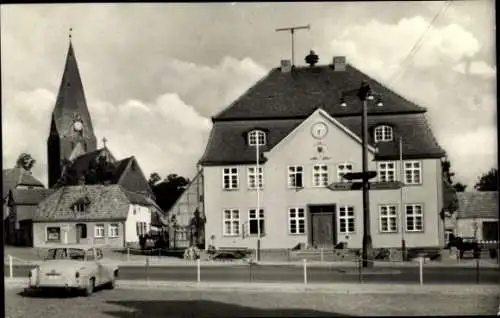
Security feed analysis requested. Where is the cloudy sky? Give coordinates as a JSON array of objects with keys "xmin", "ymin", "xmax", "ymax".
[{"xmin": 1, "ymin": 1, "xmax": 496, "ymax": 189}]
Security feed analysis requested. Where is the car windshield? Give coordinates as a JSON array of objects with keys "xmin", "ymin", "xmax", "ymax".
[{"xmin": 46, "ymin": 248, "xmax": 86, "ymax": 260}]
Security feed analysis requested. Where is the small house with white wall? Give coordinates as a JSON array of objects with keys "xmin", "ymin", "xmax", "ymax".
[
  {"xmin": 33, "ymin": 184, "xmax": 166, "ymax": 248},
  {"xmin": 453, "ymin": 191, "xmax": 498, "ymax": 244}
]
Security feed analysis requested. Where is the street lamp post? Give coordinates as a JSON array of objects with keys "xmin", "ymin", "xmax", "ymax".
[{"xmin": 341, "ymin": 81, "xmax": 381, "ymax": 268}]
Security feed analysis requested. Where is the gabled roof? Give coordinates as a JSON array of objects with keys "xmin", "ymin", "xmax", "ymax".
[
  {"xmin": 50, "ymin": 41, "xmax": 95, "ymax": 137},
  {"xmin": 199, "ymin": 112, "xmax": 445, "ymax": 166},
  {"xmin": 214, "ymin": 64, "xmax": 426, "ymax": 121},
  {"xmin": 35, "ymin": 184, "xmax": 158, "ymax": 222},
  {"xmin": 113, "ymin": 157, "xmax": 134, "ymax": 183},
  {"xmin": 9, "ymin": 188, "xmax": 54, "ymax": 206},
  {"xmin": 456, "ymin": 191, "xmax": 498, "ymax": 219},
  {"xmin": 68, "ymin": 148, "xmax": 116, "ymax": 176},
  {"xmin": 3, "ymin": 167, "xmax": 45, "ymax": 198}
]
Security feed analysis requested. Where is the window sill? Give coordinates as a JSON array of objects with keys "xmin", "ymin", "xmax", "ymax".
[
  {"xmin": 222, "ymin": 234, "xmax": 241, "ymax": 237},
  {"xmin": 403, "ymin": 183, "xmax": 423, "ymax": 187},
  {"xmin": 288, "ymin": 233, "xmax": 306, "ymax": 236},
  {"xmin": 405, "ymin": 230, "xmax": 424, "ymax": 233},
  {"xmin": 247, "ymin": 188, "xmax": 264, "ymax": 191},
  {"xmin": 379, "ymin": 231, "xmax": 400, "ymax": 234},
  {"xmin": 222, "ymin": 188, "xmax": 240, "ymax": 192},
  {"xmin": 109, "ymin": 236, "xmax": 120, "ymax": 239}
]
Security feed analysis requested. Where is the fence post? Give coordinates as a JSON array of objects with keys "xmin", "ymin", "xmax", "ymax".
[
  {"xmin": 303, "ymin": 259, "xmax": 307, "ymax": 286},
  {"xmin": 419, "ymin": 257, "xmax": 423, "ymax": 286},
  {"xmin": 287, "ymin": 249, "xmax": 290, "ymax": 263},
  {"xmin": 9, "ymin": 255, "xmax": 13, "ymax": 278},
  {"xmin": 320, "ymin": 248, "xmax": 324, "ymax": 262},
  {"xmin": 475, "ymin": 258, "xmax": 479, "ymax": 284},
  {"xmin": 127, "ymin": 247, "xmax": 130, "ymax": 262},
  {"xmin": 197, "ymin": 259, "xmax": 201, "ymax": 283},
  {"xmin": 145, "ymin": 257, "xmax": 150, "ymax": 282},
  {"xmin": 249, "ymin": 261, "xmax": 253, "ymax": 282},
  {"xmin": 358, "ymin": 255, "xmax": 362, "ymax": 283}
]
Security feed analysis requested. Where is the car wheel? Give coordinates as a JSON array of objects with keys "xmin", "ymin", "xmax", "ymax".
[{"xmin": 83, "ymin": 278, "xmax": 95, "ymax": 297}]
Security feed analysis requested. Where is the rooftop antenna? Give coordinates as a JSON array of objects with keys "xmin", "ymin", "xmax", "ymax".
[
  {"xmin": 69, "ymin": 27, "xmax": 73, "ymax": 41},
  {"xmin": 275, "ymin": 24, "xmax": 310, "ymax": 67}
]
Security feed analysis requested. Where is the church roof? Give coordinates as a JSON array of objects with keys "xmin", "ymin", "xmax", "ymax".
[
  {"xmin": 50, "ymin": 41, "xmax": 95, "ymax": 137},
  {"xmin": 199, "ymin": 113, "xmax": 445, "ymax": 165},
  {"xmin": 213, "ymin": 64, "xmax": 426, "ymax": 121},
  {"xmin": 34, "ymin": 184, "xmax": 160, "ymax": 222},
  {"xmin": 66, "ymin": 148, "xmax": 116, "ymax": 179},
  {"xmin": 2, "ymin": 167, "xmax": 45, "ymax": 199}
]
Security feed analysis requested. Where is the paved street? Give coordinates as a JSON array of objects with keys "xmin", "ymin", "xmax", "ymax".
[
  {"xmin": 6, "ymin": 264, "xmax": 500, "ymax": 284},
  {"xmin": 5, "ymin": 285, "xmax": 499, "ymax": 317}
]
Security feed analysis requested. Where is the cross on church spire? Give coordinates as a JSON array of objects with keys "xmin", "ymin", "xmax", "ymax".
[
  {"xmin": 102, "ymin": 137, "xmax": 108, "ymax": 149},
  {"xmin": 69, "ymin": 27, "xmax": 73, "ymax": 41}
]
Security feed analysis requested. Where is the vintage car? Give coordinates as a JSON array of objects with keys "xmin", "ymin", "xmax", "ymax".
[{"xmin": 27, "ymin": 245, "xmax": 119, "ymax": 296}]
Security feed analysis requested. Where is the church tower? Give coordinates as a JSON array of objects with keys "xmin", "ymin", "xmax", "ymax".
[{"xmin": 47, "ymin": 37, "xmax": 97, "ymax": 188}]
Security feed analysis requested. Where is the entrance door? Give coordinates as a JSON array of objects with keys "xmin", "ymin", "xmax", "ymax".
[{"xmin": 309, "ymin": 205, "xmax": 336, "ymax": 248}]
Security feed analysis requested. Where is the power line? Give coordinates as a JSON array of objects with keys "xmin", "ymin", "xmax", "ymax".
[{"xmin": 388, "ymin": 1, "xmax": 453, "ymax": 85}]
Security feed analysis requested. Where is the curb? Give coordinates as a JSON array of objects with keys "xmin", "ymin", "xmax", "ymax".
[{"xmin": 5, "ymin": 278, "xmax": 499, "ymax": 295}]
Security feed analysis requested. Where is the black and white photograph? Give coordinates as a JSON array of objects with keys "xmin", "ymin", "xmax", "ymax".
[{"xmin": 2, "ymin": 1, "xmax": 499, "ymax": 317}]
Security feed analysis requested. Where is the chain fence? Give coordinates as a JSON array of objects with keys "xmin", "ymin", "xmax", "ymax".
[{"xmin": 5, "ymin": 247, "xmax": 497, "ymax": 286}]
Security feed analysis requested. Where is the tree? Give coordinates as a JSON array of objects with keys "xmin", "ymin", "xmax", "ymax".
[
  {"xmin": 453, "ymin": 182, "xmax": 467, "ymax": 192},
  {"xmin": 151, "ymin": 174, "xmax": 190, "ymax": 213},
  {"xmin": 16, "ymin": 153, "xmax": 36, "ymax": 171},
  {"xmin": 474, "ymin": 168, "xmax": 498, "ymax": 191},
  {"xmin": 441, "ymin": 158, "xmax": 464, "ymax": 218},
  {"xmin": 148, "ymin": 172, "xmax": 161, "ymax": 187},
  {"xmin": 84, "ymin": 155, "xmax": 115, "ymax": 185}
]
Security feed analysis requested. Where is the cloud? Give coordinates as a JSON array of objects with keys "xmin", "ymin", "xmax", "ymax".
[
  {"xmin": 452, "ymin": 60, "xmax": 497, "ymax": 78},
  {"xmin": 1, "ymin": 56, "xmax": 266, "ymax": 186},
  {"xmin": 316, "ymin": 15, "xmax": 497, "ymax": 186},
  {"xmin": 1, "ymin": 4, "xmax": 496, "ymax": 190},
  {"xmin": 325, "ymin": 16, "xmax": 481, "ymax": 78}
]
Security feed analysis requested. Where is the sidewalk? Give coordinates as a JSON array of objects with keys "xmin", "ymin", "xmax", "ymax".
[
  {"xmin": 6, "ymin": 257, "xmax": 499, "ymax": 268},
  {"xmin": 5, "ymin": 277, "xmax": 498, "ymax": 295}
]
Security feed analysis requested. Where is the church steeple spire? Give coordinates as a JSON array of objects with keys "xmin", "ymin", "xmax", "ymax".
[{"xmin": 47, "ymin": 35, "xmax": 97, "ymax": 188}]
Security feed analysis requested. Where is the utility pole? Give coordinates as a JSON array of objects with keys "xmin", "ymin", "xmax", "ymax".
[
  {"xmin": 399, "ymin": 137, "xmax": 407, "ymax": 261},
  {"xmin": 275, "ymin": 25, "xmax": 310, "ymax": 66}
]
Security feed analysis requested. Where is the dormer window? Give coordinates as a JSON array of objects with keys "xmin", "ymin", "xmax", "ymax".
[
  {"xmin": 248, "ymin": 130, "xmax": 266, "ymax": 146},
  {"xmin": 374, "ymin": 125, "xmax": 393, "ymax": 142},
  {"xmin": 72, "ymin": 196, "xmax": 90, "ymax": 215}
]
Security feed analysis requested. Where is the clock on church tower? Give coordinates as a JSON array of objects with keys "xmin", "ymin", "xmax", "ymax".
[{"xmin": 72, "ymin": 113, "xmax": 84, "ymax": 134}]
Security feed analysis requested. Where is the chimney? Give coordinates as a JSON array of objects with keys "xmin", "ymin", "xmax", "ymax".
[
  {"xmin": 332, "ymin": 56, "xmax": 346, "ymax": 71},
  {"xmin": 280, "ymin": 59, "xmax": 292, "ymax": 73}
]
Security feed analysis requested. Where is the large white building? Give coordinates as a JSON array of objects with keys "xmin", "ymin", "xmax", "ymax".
[{"xmin": 198, "ymin": 56, "xmax": 449, "ymax": 252}]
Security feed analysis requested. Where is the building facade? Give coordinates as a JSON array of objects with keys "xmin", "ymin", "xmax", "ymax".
[
  {"xmin": 3, "ymin": 167, "xmax": 47, "ymax": 246},
  {"xmin": 33, "ymin": 185, "xmax": 162, "ymax": 248},
  {"xmin": 199, "ymin": 56, "xmax": 447, "ymax": 251},
  {"xmin": 166, "ymin": 171, "xmax": 205, "ymax": 248},
  {"xmin": 453, "ymin": 191, "xmax": 498, "ymax": 244}
]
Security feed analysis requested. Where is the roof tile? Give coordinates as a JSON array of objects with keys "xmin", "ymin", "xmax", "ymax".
[
  {"xmin": 214, "ymin": 65, "xmax": 426, "ymax": 121},
  {"xmin": 456, "ymin": 191, "xmax": 498, "ymax": 219},
  {"xmin": 199, "ymin": 112, "xmax": 445, "ymax": 165}
]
